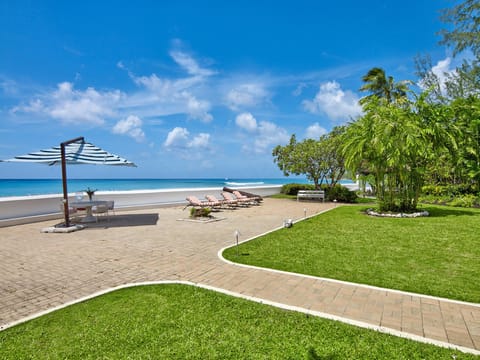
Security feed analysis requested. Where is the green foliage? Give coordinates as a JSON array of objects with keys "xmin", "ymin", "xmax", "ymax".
[
  {"xmin": 448, "ymin": 194, "xmax": 479, "ymax": 207},
  {"xmin": 280, "ymin": 183, "xmax": 357, "ymax": 203},
  {"xmin": 280, "ymin": 183, "xmax": 315, "ymax": 195},
  {"xmin": 272, "ymin": 128, "xmax": 347, "ymax": 189},
  {"xmin": 0, "ymin": 284, "xmax": 471, "ymax": 359},
  {"xmin": 190, "ymin": 207, "xmax": 211, "ymax": 218},
  {"xmin": 224, "ymin": 205, "xmax": 480, "ymax": 303},
  {"xmin": 324, "ymin": 184, "xmax": 357, "ymax": 203},
  {"xmin": 422, "ymin": 184, "xmax": 474, "ymax": 196},
  {"xmin": 439, "ymin": 0, "xmax": 480, "ymax": 57},
  {"xmin": 359, "ymin": 67, "xmax": 412, "ymax": 105},
  {"xmin": 342, "ymin": 78, "xmax": 458, "ymax": 213},
  {"xmin": 420, "ymin": 187, "xmax": 480, "ymax": 208}
]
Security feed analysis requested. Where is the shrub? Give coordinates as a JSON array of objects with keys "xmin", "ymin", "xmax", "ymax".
[
  {"xmin": 422, "ymin": 184, "xmax": 476, "ymax": 197},
  {"xmin": 280, "ymin": 183, "xmax": 315, "ymax": 195},
  {"xmin": 448, "ymin": 194, "xmax": 479, "ymax": 208},
  {"xmin": 324, "ymin": 185, "xmax": 357, "ymax": 203},
  {"xmin": 190, "ymin": 207, "xmax": 211, "ymax": 218}
]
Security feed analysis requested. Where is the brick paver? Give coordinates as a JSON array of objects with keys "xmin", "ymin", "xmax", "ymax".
[{"xmin": 0, "ymin": 198, "xmax": 479, "ymax": 354}]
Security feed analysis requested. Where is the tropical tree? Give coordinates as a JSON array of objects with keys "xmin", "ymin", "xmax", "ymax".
[
  {"xmin": 321, "ymin": 126, "xmax": 347, "ymax": 186},
  {"xmin": 450, "ymin": 96, "xmax": 480, "ymax": 191},
  {"xmin": 418, "ymin": 0, "xmax": 480, "ymax": 102},
  {"xmin": 272, "ymin": 135, "xmax": 325, "ymax": 189},
  {"xmin": 439, "ymin": 0, "xmax": 480, "ymax": 58},
  {"xmin": 272, "ymin": 130, "xmax": 346, "ymax": 189},
  {"xmin": 359, "ymin": 67, "xmax": 412, "ymax": 105},
  {"xmin": 342, "ymin": 90, "xmax": 457, "ymax": 212}
]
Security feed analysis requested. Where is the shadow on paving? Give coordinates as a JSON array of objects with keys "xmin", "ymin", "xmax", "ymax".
[{"xmin": 68, "ymin": 213, "xmax": 160, "ymax": 229}]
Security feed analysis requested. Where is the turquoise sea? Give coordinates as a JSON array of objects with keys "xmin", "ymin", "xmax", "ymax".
[{"xmin": 0, "ymin": 178, "xmax": 310, "ymax": 197}]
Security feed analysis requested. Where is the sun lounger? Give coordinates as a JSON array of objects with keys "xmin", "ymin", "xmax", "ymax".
[
  {"xmin": 232, "ymin": 190, "xmax": 261, "ymax": 205},
  {"xmin": 222, "ymin": 187, "xmax": 263, "ymax": 203},
  {"xmin": 221, "ymin": 192, "xmax": 251, "ymax": 206},
  {"xmin": 206, "ymin": 194, "xmax": 237, "ymax": 208},
  {"xmin": 184, "ymin": 195, "xmax": 222, "ymax": 210}
]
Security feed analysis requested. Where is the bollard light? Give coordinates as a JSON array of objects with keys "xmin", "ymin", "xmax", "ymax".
[{"xmin": 283, "ymin": 219, "xmax": 293, "ymax": 228}]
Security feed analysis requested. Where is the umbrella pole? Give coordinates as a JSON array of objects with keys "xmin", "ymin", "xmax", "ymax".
[
  {"xmin": 60, "ymin": 136, "xmax": 84, "ymax": 227},
  {"xmin": 61, "ymin": 143, "xmax": 70, "ymax": 227}
]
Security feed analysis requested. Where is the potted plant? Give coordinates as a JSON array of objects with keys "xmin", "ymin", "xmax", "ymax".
[
  {"xmin": 84, "ymin": 187, "xmax": 97, "ymax": 200},
  {"xmin": 190, "ymin": 207, "xmax": 211, "ymax": 218}
]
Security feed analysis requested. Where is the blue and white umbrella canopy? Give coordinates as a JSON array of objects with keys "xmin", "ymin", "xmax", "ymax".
[
  {"xmin": 5, "ymin": 139, "xmax": 136, "ymax": 167},
  {"xmin": 1, "ymin": 137, "xmax": 136, "ymax": 227}
]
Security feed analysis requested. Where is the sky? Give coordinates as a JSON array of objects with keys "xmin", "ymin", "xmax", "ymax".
[{"xmin": 0, "ymin": 0, "xmax": 462, "ymax": 179}]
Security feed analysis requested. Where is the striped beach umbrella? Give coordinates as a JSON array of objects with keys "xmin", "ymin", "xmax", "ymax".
[{"xmin": 1, "ymin": 136, "xmax": 136, "ymax": 227}]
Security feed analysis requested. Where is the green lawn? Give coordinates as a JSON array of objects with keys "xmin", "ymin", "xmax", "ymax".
[
  {"xmin": 223, "ymin": 205, "xmax": 480, "ymax": 303},
  {"xmin": 0, "ymin": 284, "xmax": 475, "ymax": 359}
]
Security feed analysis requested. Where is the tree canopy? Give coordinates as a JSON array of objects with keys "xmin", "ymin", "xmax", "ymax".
[{"xmin": 272, "ymin": 128, "xmax": 346, "ymax": 189}]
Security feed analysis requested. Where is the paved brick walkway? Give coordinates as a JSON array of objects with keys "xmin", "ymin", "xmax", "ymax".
[{"xmin": 0, "ymin": 198, "xmax": 479, "ymax": 354}]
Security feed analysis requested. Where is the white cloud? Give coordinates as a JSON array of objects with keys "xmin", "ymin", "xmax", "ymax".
[
  {"xmin": 253, "ymin": 121, "xmax": 289, "ymax": 154},
  {"xmin": 189, "ymin": 133, "xmax": 210, "ymax": 148},
  {"xmin": 303, "ymin": 81, "xmax": 362, "ymax": 121},
  {"xmin": 305, "ymin": 122, "xmax": 327, "ymax": 139},
  {"xmin": 125, "ymin": 52, "xmax": 214, "ymax": 123},
  {"xmin": 235, "ymin": 113, "xmax": 289, "ymax": 153},
  {"xmin": 169, "ymin": 50, "xmax": 216, "ymax": 77},
  {"xmin": 182, "ymin": 91, "xmax": 213, "ymax": 122},
  {"xmin": 164, "ymin": 127, "xmax": 190, "ymax": 148},
  {"xmin": 164, "ymin": 127, "xmax": 210, "ymax": 150},
  {"xmin": 226, "ymin": 83, "xmax": 269, "ymax": 110},
  {"xmin": 112, "ymin": 115, "xmax": 145, "ymax": 142},
  {"xmin": 0, "ymin": 77, "xmax": 18, "ymax": 96},
  {"xmin": 235, "ymin": 112, "xmax": 257, "ymax": 132},
  {"xmin": 12, "ymin": 81, "xmax": 123, "ymax": 126},
  {"xmin": 292, "ymin": 82, "xmax": 307, "ymax": 96},
  {"xmin": 431, "ymin": 58, "xmax": 453, "ymax": 87},
  {"xmin": 419, "ymin": 57, "xmax": 457, "ymax": 94}
]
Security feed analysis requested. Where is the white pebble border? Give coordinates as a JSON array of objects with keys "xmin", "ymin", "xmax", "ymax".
[{"xmin": 366, "ymin": 208, "xmax": 429, "ymax": 218}]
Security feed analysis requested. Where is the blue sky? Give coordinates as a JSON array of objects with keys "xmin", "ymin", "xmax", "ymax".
[{"xmin": 0, "ymin": 0, "xmax": 460, "ymax": 179}]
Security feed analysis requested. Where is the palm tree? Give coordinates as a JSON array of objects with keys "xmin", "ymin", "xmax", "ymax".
[
  {"xmin": 359, "ymin": 67, "xmax": 411, "ymax": 105},
  {"xmin": 342, "ymin": 94, "xmax": 452, "ymax": 212}
]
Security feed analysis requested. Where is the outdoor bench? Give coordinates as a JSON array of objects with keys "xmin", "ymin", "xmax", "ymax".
[{"xmin": 297, "ymin": 190, "xmax": 325, "ymax": 202}]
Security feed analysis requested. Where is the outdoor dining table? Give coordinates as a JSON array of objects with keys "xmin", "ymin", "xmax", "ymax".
[{"xmin": 70, "ymin": 200, "xmax": 108, "ymax": 223}]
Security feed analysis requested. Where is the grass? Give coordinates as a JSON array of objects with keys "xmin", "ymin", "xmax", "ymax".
[
  {"xmin": 0, "ymin": 284, "xmax": 475, "ymax": 359},
  {"xmin": 270, "ymin": 193, "xmax": 375, "ymax": 204},
  {"xmin": 223, "ymin": 204, "xmax": 480, "ymax": 303}
]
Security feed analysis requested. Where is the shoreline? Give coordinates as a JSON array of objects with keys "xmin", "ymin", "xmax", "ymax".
[
  {"xmin": 0, "ymin": 185, "xmax": 283, "ymax": 227},
  {"xmin": 0, "ymin": 178, "xmax": 296, "ymax": 198}
]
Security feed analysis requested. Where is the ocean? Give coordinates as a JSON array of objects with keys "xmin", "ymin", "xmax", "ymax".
[{"xmin": 0, "ymin": 178, "xmax": 310, "ymax": 197}]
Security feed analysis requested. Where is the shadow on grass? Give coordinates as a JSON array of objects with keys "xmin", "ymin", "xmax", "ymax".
[{"xmin": 423, "ymin": 206, "xmax": 479, "ymax": 217}]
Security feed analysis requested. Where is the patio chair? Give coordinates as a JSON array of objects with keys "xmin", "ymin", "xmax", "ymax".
[
  {"xmin": 92, "ymin": 203, "xmax": 110, "ymax": 222},
  {"xmin": 106, "ymin": 200, "xmax": 115, "ymax": 216}
]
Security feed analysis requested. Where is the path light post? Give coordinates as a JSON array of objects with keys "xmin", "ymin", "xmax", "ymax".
[
  {"xmin": 234, "ymin": 230, "xmax": 240, "ymax": 256},
  {"xmin": 304, "ymin": 208, "xmax": 307, "ymax": 218}
]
